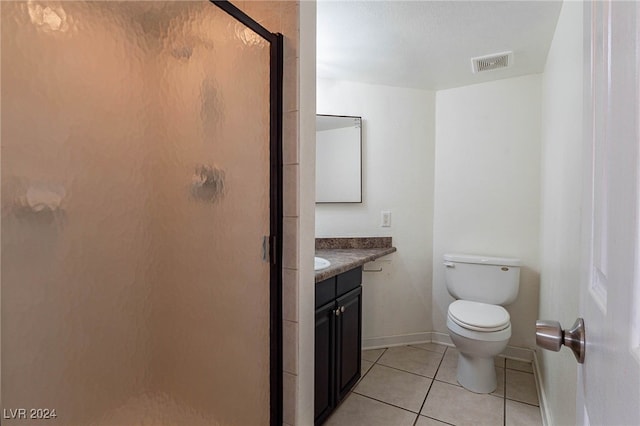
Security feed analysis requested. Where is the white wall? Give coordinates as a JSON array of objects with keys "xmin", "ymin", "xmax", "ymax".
[
  {"xmin": 538, "ymin": 1, "xmax": 583, "ymax": 425},
  {"xmin": 432, "ymin": 74, "xmax": 542, "ymax": 349},
  {"xmin": 316, "ymin": 78, "xmax": 436, "ymax": 346}
]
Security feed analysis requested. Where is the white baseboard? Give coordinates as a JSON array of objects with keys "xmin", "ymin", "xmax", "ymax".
[
  {"xmin": 362, "ymin": 332, "xmax": 434, "ymax": 350},
  {"xmin": 430, "ymin": 332, "xmax": 453, "ymax": 347},
  {"xmin": 533, "ymin": 350, "xmax": 552, "ymax": 426},
  {"xmin": 363, "ymin": 331, "xmax": 535, "ymax": 362},
  {"xmin": 502, "ymin": 345, "xmax": 534, "ymax": 362}
]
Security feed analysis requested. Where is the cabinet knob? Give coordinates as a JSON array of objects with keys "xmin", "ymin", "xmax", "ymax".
[
  {"xmin": 340, "ymin": 306, "xmax": 345, "ymax": 313},
  {"xmin": 335, "ymin": 309, "xmax": 340, "ymax": 317}
]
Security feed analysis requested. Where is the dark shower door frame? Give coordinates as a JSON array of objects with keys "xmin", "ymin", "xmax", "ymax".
[{"xmin": 211, "ymin": 2, "xmax": 283, "ymax": 424}]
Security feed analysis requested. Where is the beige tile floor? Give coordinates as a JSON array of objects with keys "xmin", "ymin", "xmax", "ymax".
[{"xmin": 325, "ymin": 344, "xmax": 542, "ymax": 426}]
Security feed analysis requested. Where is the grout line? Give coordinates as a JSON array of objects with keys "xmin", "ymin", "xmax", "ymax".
[
  {"xmin": 361, "ymin": 346, "xmax": 444, "ymax": 424},
  {"xmin": 413, "ymin": 347, "xmax": 447, "ymax": 425},
  {"xmin": 358, "ymin": 360, "xmax": 375, "ymax": 383},
  {"xmin": 362, "ymin": 347, "xmax": 387, "ymax": 364},
  {"xmin": 360, "ymin": 346, "xmax": 536, "ymax": 425},
  {"xmin": 433, "ymin": 378, "xmax": 461, "ymax": 387},
  {"xmin": 421, "ymin": 415, "xmax": 456, "ymax": 426},
  {"xmin": 506, "ymin": 368, "xmax": 535, "ymax": 374},
  {"xmin": 355, "ymin": 349, "xmax": 383, "ymax": 391},
  {"xmin": 505, "ymin": 361, "xmax": 535, "ymax": 373},
  {"xmin": 504, "ymin": 359, "xmax": 535, "ymax": 372},
  {"xmin": 407, "ymin": 344, "xmax": 448, "ymax": 355},
  {"xmin": 413, "ymin": 375, "xmax": 436, "ymax": 425},
  {"xmin": 373, "ymin": 362, "xmax": 438, "ymax": 380},
  {"xmin": 432, "ymin": 379, "xmax": 504, "ymax": 401},
  {"xmin": 503, "ymin": 360, "xmax": 508, "ymax": 426},
  {"xmin": 352, "ymin": 391, "xmax": 423, "ymax": 415},
  {"xmin": 503, "ymin": 395, "xmax": 507, "ymax": 426},
  {"xmin": 505, "ymin": 397, "xmax": 540, "ymax": 407},
  {"xmin": 503, "ymin": 364, "xmax": 540, "ymax": 408}
]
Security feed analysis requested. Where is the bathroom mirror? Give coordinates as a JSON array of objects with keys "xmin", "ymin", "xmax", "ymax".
[{"xmin": 316, "ymin": 114, "xmax": 362, "ymax": 203}]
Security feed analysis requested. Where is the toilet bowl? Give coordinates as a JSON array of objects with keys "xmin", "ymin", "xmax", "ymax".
[
  {"xmin": 443, "ymin": 253, "xmax": 521, "ymax": 394},
  {"xmin": 446, "ymin": 300, "xmax": 511, "ymax": 393}
]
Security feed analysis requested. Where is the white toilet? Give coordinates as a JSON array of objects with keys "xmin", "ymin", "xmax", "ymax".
[{"xmin": 443, "ymin": 253, "xmax": 521, "ymax": 393}]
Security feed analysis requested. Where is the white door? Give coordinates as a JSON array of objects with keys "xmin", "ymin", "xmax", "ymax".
[{"xmin": 579, "ymin": 1, "xmax": 640, "ymax": 424}]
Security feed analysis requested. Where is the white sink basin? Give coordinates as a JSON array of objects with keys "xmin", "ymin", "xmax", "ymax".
[{"xmin": 314, "ymin": 256, "xmax": 331, "ymax": 271}]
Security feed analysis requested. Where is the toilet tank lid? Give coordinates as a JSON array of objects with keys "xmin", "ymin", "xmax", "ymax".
[{"xmin": 443, "ymin": 253, "xmax": 521, "ymax": 267}]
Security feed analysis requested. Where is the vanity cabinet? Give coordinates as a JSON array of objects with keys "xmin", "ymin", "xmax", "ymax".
[{"xmin": 314, "ymin": 267, "xmax": 362, "ymax": 425}]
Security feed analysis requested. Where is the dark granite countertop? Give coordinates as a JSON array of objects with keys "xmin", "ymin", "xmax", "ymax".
[{"xmin": 315, "ymin": 247, "xmax": 396, "ymax": 283}]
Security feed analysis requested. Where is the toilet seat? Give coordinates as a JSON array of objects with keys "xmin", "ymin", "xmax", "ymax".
[{"xmin": 448, "ymin": 300, "xmax": 510, "ymax": 332}]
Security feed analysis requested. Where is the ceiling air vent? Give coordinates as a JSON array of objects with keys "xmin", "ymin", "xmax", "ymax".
[{"xmin": 471, "ymin": 51, "xmax": 513, "ymax": 73}]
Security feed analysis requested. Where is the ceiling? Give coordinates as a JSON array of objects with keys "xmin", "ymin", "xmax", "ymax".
[{"xmin": 317, "ymin": 1, "xmax": 563, "ymax": 91}]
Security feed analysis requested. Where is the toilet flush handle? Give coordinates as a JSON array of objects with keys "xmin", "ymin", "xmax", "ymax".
[{"xmin": 443, "ymin": 262, "xmax": 455, "ymax": 268}]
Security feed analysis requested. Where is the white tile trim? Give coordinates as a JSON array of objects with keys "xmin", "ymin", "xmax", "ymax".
[{"xmin": 532, "ymin": 350, "xmax": 553, "ymax": 426}]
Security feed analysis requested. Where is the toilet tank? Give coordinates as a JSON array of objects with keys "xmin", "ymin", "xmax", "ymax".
[{"xmin": 443, "ymin": 253, "xmax": 521, "ymax": 305}]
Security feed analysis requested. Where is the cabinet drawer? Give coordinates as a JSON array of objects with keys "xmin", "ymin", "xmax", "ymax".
[
  {"xmin": 315, "ymin": 277, "xmax": 336, "ymax": 309},
  {"xmin": 336, "ymin": 267, "xmax": 362, "ymax": 297}
]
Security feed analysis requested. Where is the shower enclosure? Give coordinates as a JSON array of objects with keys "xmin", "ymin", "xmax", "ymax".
[{"xmin": 1, "ymin": 1, "xmax": 282, "ymax": 425}]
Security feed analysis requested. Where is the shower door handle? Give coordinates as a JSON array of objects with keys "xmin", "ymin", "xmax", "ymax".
[
  {"xmin": 262, "ymin": 236, "xmax": 269, "ymax": 262},
  {"xmin": 262, "ymin": 235, "xmax": 276, "ymax": 264},
  {"xmin": 535, "ymin": 318, "xmax": 585, "ymax": 363}
]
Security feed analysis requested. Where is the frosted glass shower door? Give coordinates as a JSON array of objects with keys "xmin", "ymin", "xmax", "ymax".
[
  {"xmin": 148, "ymin": 2, "xmax": 273, "ymax": 425},
  {"xmin": 1, "ymin": 2, "xmax": 278, "ymax": 425}
]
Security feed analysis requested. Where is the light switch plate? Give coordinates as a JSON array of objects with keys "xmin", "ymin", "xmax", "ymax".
[{"xmin": 381, "ymin": 211, "xmax": 391, "ymax": 227}]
